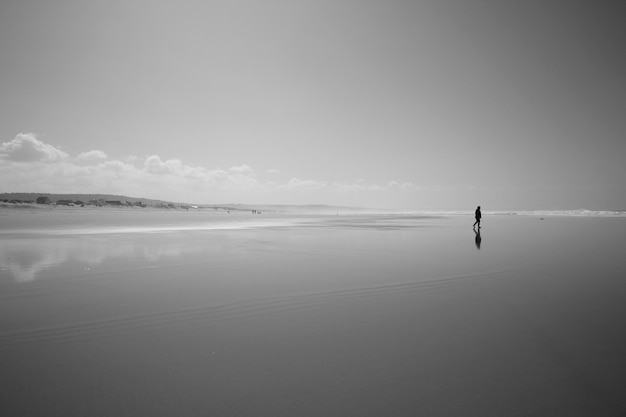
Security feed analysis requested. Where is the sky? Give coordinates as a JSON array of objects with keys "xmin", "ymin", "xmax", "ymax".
[{"xmin": 1, "ymin": 0, "xmax": 625, "ymax": 210}]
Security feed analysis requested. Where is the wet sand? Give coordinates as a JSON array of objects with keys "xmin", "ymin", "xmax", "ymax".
[{"xmin": 1, "ymin": 209, "xmax": 625, "ymax": 416}]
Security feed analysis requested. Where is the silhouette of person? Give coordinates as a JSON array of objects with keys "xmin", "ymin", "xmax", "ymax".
[
  {"xmin": 473, "ymin": 205, "xmax": 482, "ymax": 228},
  {"xmin": 474, "ymin": 227, "xmax": 482, "ymax": 250}
]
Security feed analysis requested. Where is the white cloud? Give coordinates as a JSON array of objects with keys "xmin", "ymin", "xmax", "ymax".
[
  {"xmin": 144, "ymin": 155, "xmax": 169, "ymax": 174},
  {"xmin": 144, "ymin": 155, "xmax": 196, "ymax": 175},
  {"xmin": 0, "ymin": 133, "xmax": 68, "ymax": 162},
  {"xmin": 281, "ymin": 178, "xmax": 328, "ymax": 190},
  {"xmin": 267, "ymin": 168, "xmax": 280, "ymax": 174},
  {"xmin": 332, "ymin": 181, "xmax": 385, "ymax": 192},
  {"xmin": 0, "ymin": 135, "xmax": 424, "ymax": 205},
  {"xmin": 388, "ymin": 181, "xmax": 421, "ymax": 191},
  {"xmin": 228, "ymin": 164, "xmax": 253, "ymax": 174},
  {"xmin": 76, "ymin": 150, "xmax": 108, "ymax": 162}
]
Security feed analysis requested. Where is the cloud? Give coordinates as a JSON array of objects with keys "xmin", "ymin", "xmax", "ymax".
[
  {"xmin": 228, "ymin": 164, "xmax": 253, "ymax": 174},
  {"xmin": 281, "ymin": 178, "xmax": 328, "ymax": 190},
  {"xmin": 0, "ymin": 135, "xmax": 423, "ymax": 205},
  {"xmin": 76, "ymin": 150, "xmax": 108, "ymax": 162},
  {"xmin": 0, "ymin": 133, "xmax": 68, "ymax": 162},
  {"xmin": 267, "ymin": 168, "xmax": 280, "ymax": 174},
  {"xmin": 144, "ymin": 155, "xmax": 179, "ymax": 174},
  {"xmin": 332, "ymin": 181, "xmax": 385, "ymax": 192},
  {"xmin": 388, "ymin": 181, "xmax": 421, "ymax": 191}
]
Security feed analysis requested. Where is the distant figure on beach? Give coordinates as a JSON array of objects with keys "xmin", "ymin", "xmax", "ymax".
[
  {"xmin": 473, "ymin": 206, "xmax": 482, "ymax": 228},
  {"xmin": 474, "ymin": 227, "xmax": 482, "ymax": 250}
]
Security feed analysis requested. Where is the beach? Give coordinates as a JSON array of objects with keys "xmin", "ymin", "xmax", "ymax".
[{"xmin": 1, "ymin": 207, "xmax": 625, "ymax": 416}]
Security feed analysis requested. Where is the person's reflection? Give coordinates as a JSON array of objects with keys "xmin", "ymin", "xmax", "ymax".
[{"xmin": 474, "ymin": 228, "xmax": 482, "ymax": 250}]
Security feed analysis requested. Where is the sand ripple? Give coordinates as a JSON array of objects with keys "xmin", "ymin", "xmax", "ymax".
[{"xmin": 0, "ymin": 268, "xmax": 518, "ymax": 349}]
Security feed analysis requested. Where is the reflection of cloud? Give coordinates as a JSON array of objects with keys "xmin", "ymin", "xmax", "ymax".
[
  {"xmin": 141, "ymin": 243, "xmax": 187, "ymax": 261},
  {"xmin": 0, "ymin": 238, "xmax": 132, "ymax": 283},
  {"xmin": 1, "ymin": 242, "xmax": 67, "ymax": 283},
  {"xmin": 0, "ymin": 236, "xmax": 197, "ymax": 284}
]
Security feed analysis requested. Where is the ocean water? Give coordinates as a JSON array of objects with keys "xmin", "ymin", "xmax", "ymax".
[{"xmin": 1, "ymin": 212, "xmax": 625, "ymax": 416}]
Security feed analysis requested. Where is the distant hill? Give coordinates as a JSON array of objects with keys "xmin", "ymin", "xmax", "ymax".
[
  {"xmin": 0, "ymin": 192, "xmax": 175, "ymax": 206},
  {"xmin": 0, "ymin": 193, "xmax": 378, "ymax": 213}
]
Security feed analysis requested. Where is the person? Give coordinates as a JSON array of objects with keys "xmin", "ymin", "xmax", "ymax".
[{"xmin": 473, "ymin": 205, "xmax": 482, "ymax": 228}]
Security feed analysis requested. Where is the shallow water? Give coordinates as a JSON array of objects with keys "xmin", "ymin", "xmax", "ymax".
[{"xmin": 1, "ymin": 213, "xmax": 625, "ymax": 416}]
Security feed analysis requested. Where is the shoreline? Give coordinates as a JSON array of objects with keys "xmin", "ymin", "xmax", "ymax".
[{"xmin": 2, "ymin": 202, "xmax": 624, "ymax": 217}]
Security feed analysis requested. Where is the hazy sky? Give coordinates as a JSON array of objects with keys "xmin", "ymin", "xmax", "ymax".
[{"xmin": 1, "ymin": 0, "xmax": 625, "ymax": 210}]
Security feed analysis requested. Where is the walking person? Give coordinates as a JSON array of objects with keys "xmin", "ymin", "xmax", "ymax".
[{"xmin": 473, "ymin": 205, "xmax": 482, "ymax": 229}]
